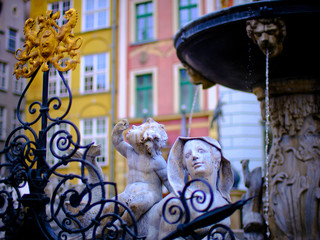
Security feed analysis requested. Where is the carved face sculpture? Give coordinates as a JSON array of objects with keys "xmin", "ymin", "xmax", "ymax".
[
  {"xmin": 168, "ymin": 136, "xmax": 233, "ymax": 201},
  {"xmin": 246, "ymin": 18, "xmax": 286, "ymax": 58},
  {"xmin": 183, "ymin": 140, "xmax": 221, "ymax": 178},
  {"xmin": 39, "ymin": 29, "xmax": 57, "ymax": 59}
]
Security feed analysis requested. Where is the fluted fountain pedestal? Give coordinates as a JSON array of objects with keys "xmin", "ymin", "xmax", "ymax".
[{"xmin": 254, "ymin": 80, "xmax": 320, "ymax": 239}]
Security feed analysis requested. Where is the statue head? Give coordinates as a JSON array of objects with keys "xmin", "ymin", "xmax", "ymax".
[
  {"xmin": 246, "ymin": 17, "xmax": 286, "ymax": 58},
  {"xmin": 168, "ymin": 136, "xmax": 233, "ymax": 201},
  {"xmin": 182, "ymin": 139, "xmax": 221, "ymax": 179},
  {"xmin": 126, "ymin": 118, "xmax": 168, "ymax": 156}
]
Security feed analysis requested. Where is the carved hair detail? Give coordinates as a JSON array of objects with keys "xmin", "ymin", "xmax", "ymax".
[
  {"xmin": 246, "ymin": 17, "xmax": 286, "ymax": 58},
  {"xmin": 127, "ymin": 118, "xmax": 168, "ymax": 156}
]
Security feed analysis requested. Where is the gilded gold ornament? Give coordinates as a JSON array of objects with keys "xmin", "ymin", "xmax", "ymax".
[{"xmin": 14, "ymin": 8, "xmax": 82, "ymax": 79}]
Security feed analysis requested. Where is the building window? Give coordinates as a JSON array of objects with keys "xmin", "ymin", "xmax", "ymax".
[
  {"xmin": 135, "ymin": 73, "xmax": 153, "ymax": 118},
  {"xmin": 81, "ymin": 117, "xmax": 108, "ymax": 166},
  {"xmin": 135, "ymin": 1, "xmax": 153, "ymax": 42},
  {"xmin": 13, "ymin": 78, "xmax": 26, "ymax": 94},
  {"xmin": 81, "ymin": 53, "xmax": 109, "ymax": 93},
  {"xmin": 83, "ymin": 0, "xmax": 110, "ymax": 31},
  {"xmin": 12, "ymin": 109, "xmax": 23, "ymax": 130},
  {"xmin": 179, "ymin": 68, "xmax": 199, "ymax": 113},
  {"xmin": 0, "ymin": 62, "xmax": 9, "ymax": 91},
  {"xmin": 179, "ymin": 0, "xmax": 198, "ymax": 27},
  {"xmin": 48, "ymin": 62, "xmax": 70, "ymax": 97},
  {"xmin": 7, "ymin": 28, "xmax": 18, "ymax": 52},
  {"xmin": 0, "ymin": 107, "xmax": 7, "ymax": 140},
  {"xmin": 47, "ymin": 122, "xmax": 69, "ymax": 166},
  {"xmin": 12, "ymin": 109, "xmax": 24, "ymax": 137},
  {"xmin": 48, "ymin": 0, "xmax": 71, "ymax": 26}
]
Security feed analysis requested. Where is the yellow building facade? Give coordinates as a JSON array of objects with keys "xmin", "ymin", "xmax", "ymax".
[{"xmin": 27, "ymin": 0, "xmax": 120, "ymax": 194}]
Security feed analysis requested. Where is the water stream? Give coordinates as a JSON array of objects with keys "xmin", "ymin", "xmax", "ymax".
[
  {"xmin": 264, "ymin": 50, "xmax": 270, "ymax": 237},
  {"xmin": 188, "ymin": 85, "xmax": 200, "ymax": 137}
]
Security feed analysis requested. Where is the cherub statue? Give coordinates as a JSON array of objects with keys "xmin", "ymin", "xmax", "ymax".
[{"xmin": 109, "ymin": 118, "xmax": 173, "ymax": 228}]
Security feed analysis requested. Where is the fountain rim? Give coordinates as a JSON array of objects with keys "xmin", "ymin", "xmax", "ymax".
[
  {"xmin": 174, "ymin": 0, "xmax": 320, "ymax": 51},
  {"xmin": 173, "ymin": 0, "xmax": 320, "ymax": 92}
]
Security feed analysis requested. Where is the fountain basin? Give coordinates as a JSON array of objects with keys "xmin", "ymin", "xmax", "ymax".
[{"xmin": 174, "ymin": 0, "xmax": 320, "ymax": 92}]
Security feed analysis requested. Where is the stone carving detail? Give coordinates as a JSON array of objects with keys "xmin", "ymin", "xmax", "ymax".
[
  {"xmin": 246, "ymin": 18, "xmax": 286, "ymax": 58},
  {"xmin": 183, "ymin": 64, "xmax": 215, "ymax": 89},
  {"xmin": 254, "ymin": 85, "xmax": 320, "ymax": 239},
  {"xmin": 241, "ymin": 159, "xmax": 265, "ymax": 240},
  {"xmin": 138, "ymin": 136, "xmax": 234, "ymax": 239},
  {"xmin": 75, "ymin": 121, "xmax": 235, "ymax": 239},
  {"xmin": 14, "ymin": 9, "xmax": 82, "ymax": 79},
  {"xmin": 109, "ymin": 118, "xmax": 172, "ymax": 228}
]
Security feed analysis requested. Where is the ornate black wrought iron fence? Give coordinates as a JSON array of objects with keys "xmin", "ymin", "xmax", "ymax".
[{"xmin": 0, "ymin": 8, "xmax": 247, "ymax": 240}]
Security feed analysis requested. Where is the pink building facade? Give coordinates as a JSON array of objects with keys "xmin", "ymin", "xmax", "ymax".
[{"xmin": 117, "ymin": 0, "xmax": 220, "ymax": 148}]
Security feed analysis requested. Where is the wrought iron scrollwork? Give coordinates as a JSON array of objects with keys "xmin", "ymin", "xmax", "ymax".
[
  {"xmin": 0, "ymin": 9, "xmax": 147, "ymax": 239},
  {"xmin": 0, "ymin": 64, "xmax": 144, "ymax": 239},
  {"xmin": 162, "ymin": 179, "xmax": 214, "ymax": 226},
  {"xmin": 162, "ymin": 179, "xmax": 250, "ymax": 240}
]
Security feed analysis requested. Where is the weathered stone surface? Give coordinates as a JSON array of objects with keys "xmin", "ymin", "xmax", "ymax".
[
  {"xmin": 138, "ymin": 136, "xmax": 234, "ymax": 239},
  {"xmin": 254, "ymin": 80, "xmax": 320, "ymax": 239}
]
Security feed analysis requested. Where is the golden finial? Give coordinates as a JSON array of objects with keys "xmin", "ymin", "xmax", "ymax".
[{"xmin": 14, "ymin": 9, "xmax": 82, "ymax": 80}]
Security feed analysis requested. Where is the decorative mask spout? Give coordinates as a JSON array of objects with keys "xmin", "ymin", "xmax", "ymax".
[{"xmin": 246, "ymin": 17, "xmax": 286, "ymax": 58}]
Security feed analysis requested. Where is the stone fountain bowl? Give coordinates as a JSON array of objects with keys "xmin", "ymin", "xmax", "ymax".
[{"xmin": 174, "ymin": 0, "xmax": 320, "ymax": 93}]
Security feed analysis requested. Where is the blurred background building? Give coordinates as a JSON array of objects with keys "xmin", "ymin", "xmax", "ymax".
[
  {"xmin": 0, "ymin": 0, "xmax": 29, "ymax": 175},
  {"xmin": 0, "ymin": 0, "xmax": 264, "ymax": 196},
  {"xmin": 25, "ymin": 0, "xmax": 116, "ymax": 193}
]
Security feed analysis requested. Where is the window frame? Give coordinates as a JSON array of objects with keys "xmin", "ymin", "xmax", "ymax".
[
  {"xmin": 11, "ymin": 109, "xmax": 24, "ymax": 137},
  {"xmin": 135, "ymin": 1, "xmax": 154, "ymax": 42},
  {"xmin": 12, "ymin": 109, "xmax": 23, "ymax": 130},
  {"xmin": 129, "ymin": 67, "xmax": 158, "ymax": 118},
  {"xmin": 7, "ymin": 28, "xmax": 18, "ymax": 53},
  {"xmin": 47, "ymin": 0, "xmax": 72, "ymax": 26},
  {"xmin": 80, "ymin": 117, "xmax": 109, "ymax": 166},
  {"xmin": 13, "ymin": 77, "xmax": 26, "ymax": 95},
  {"xmin": 81, "ymin": 52, "xmax": 110, "ymax": 94},
  {"xmin": 178, "ymin": 0, "xmax": 198, "ymax": 28},
  {"xmin": 179, "ymin": 68, "xmax": 200, "ymax": 113},
  {"xmin": 0, "ymin": 62, "xmax": 9, "ymax": 91},
  {"xmin": 173, "ymin": 63, "xmax": 203, "ymax": 114},
  {"xmin": 48, "ymin": 62, "xmax": 71, "ymax": 97},
  {"xmin": 81, "ymin": 0, "xmax": 111, "ymax": 32},
  {"xmin": 0, "ymin": 107, "xmax": 7, "ymax": 140},
  {"xmin": 135, "ymin": 73, "xmax": 153, "ymax": 118},
  {"xmin": 130, "ymin": 0, "xmax": 157, "ymax": 44},
  {"xmin": 172, "ymin": 0, "xmax": 201, "ymax": 34}
]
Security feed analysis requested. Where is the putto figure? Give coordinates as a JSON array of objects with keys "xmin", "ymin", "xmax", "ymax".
[
  {"xmin": 14, "ymin": 8, "xmax": 82, "ymax": 80},
  {"xmin": 110, "ymin": 118, "xmax": 173, "ymax": 227}
]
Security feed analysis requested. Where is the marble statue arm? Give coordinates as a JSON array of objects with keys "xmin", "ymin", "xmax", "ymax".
[
  {"xmin": 111, "ymin": 119, "xmax": 131, "ymax": 158},
  {"xmin": 154, "ymin": 155, "xmax": 173, "ymax": 193}
]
